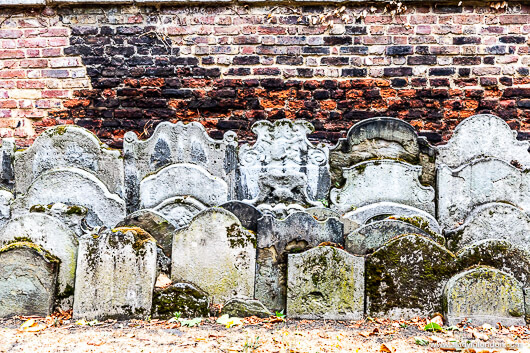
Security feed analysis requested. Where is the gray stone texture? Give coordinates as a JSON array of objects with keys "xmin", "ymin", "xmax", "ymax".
[
  {"xmin": 171, "ymin": 208, "xmax": 256, "ymax": 305},
  {"xmin": 444, "ymin": 267, "xmax": 525, "ymax": 326},
  {"xmin": 305, "ymin": 207, "xmax": 359, "ymax": 234},
  {"xmin": 256, "ymin": 211, "xmax": 343, "ymax": 312},
  {"xmin": 0, "ymin": 189, "xmax": 13, "ymax": 229},
  {"xmin": 220, "ymin": 201, "xmax": 263, "ymax": 233},
  {"xmin": 29, "ymin": 202, "xmax": 88, "ymax": 237},
  {"xmin": 151, "ymin": 195, "xmax": 207, "ymax": 229},
  {"xmin": 287, "ymin": 246, "xmax": 364, "ymax": 320},
  {"xmin": 73, "ymin": 227, "xmax": 157, "ymax": 320},
  {"xmin": 437, "ymin": 158, "xmax": 530, "ymax": 229},
  {"xmin": 221, "ymin": 297, "xmax": 272, "ymax": 318},
  {"xmin": 124, "ymin": 121, "xmax": 237, "ymax": 212},
  {"xmin": 152, "ymin": 283, "xmax": 209, "ymax": 319},
  {"xmin": 0, "ymin": 242, "xmax": 59, "ymax": 318},
  {"xmin": 331, "ymin": 160, "xmax": 435, "ymax": 215},
  {"xmin": 14, "ymin": 125, "xmax": 124, "ymax": 198},
  {"xmin": 0, "ymin": 138, "xmax": 15, "ymax": 189},
  {"xmin": 437, "ymin": 114, "xmax": 530, "ymax": 169}
]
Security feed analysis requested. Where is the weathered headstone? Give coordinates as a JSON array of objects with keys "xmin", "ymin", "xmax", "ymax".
[
  {"xmin": 171, "ymin": 209, "xmax": 256, "ymax": 305},
  {"xmin": 152, "ymin": 283, "xmax": 209, "ymax": 319},
  {"xmin": 330, "ymin": 160, "xmax": 435, "ymax": 215},
  {"xmin": 237, "ymin": 120, "xmax": 330, "ymax": 208},
  {"xmin": 220, "ymin": 201, "xmax": 263, "ymax": 233},
  {"xmin": 256, "ymin": 211, "xmax": 343, "ymax": 312},
  {"xmin": 446, "ymin": 203, "xmax": 530, "ymax": 252},
  {"xmin": 14, "ymin": 125, "xmax": 124, "ymax": 197},
  {"xmin": 330, "ymin": 117, "xmax": 436, "ymax": 187},
  {"xmin": 150, "ymin": 196, "xmax": 207, "ymax": 229},
  {"xmin": 344, "ymin": 201, "xmax": 441, "ymax": 234},
  {"xmin": 0, "ymin": 189, "xmax": 13, "ymax": 228},
  {"xmin": 366, "ymin": 234, "xmax": 457, "ymax": 318},
  {"xmin": 12, "ymin": 167, "xmax": 126, "ymax": 228},
  {"xmin": 287, "ymin": 246, "xmax": 364, "ymax": 320},
  {"xmin": 221, "ymin": 297, "xmax": 272, "ymax": 318},
  {"xmin": 0, "ymin": 213, "xmax": 78, "ymax": 306},
  {"xmin": 346, "ymin": 219, "xmax": 444, "ymax": 255},
  {"xmin": 29, "ymin": 202, "xmax": 88, "ymax": 237},
  {"xmin": 444, "ymin": 267, "xmax": 525, "ymax": 326},
  {"xmin": 0, "ymin": 242, "xmax": 59, "ymax": 318},
  {"xmin": 305, "ymin": 207, "xmax": 359, "ymax": 234},
  {"xmin": 437, "ymin": 158, "xmax": 530, "ymax": 229},
  {"xmin": 437, "ymin": 114, "xmax": 530, "ymax": 169},
  {"xmin": 124, "ymin": 121, "xmax": 237, "ymax": 212},
  {"xmin": 73, "ymin": 227, "xmax": 157, "ymax": 320}
]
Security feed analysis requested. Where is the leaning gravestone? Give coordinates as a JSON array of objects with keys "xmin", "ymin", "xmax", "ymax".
[
  {"xmin": 237, "ymin": 120, "xmax": 330, "ymax": 208},
  {"xmin": 437, "ymin": 158, "xmax": 530, "ymax": 229},
  {"xmin": 444, "ymin": 267, "xmax": 525, "ymax": 326},
  {"xmin": 437, "ymin": 114, "xmax": 530, "ymax": 169},
  {"xmin": 445, "ymin": 203, "xmax": 530, "ymax": 252},
  {"xmin": 0, "ymin": 213, "xmax": 78, "ymax": 306},
  {"xmin": 256, "ymin": 211, "xmax": 343, "ymax": 312},
  {"xmin": 330, "ymin": 117, "xmax": 436, "ymax": 187},
  {"xmin": 14, "ymin": 125, "xmax": 124, "ymax": 197},
  {"xmin": 287, "ymin": 246, "xmax": 364, "ymax": 320},
  {"xmin": 0, "ymin": 242, "xmax": 59, "ymax": 318},
  {"xmin": 124, "ymin": 121, "xmax": 237, "ymax": 212},
  {"xmin": 330, "ymin": 160, "xmax": 435, "ymax": 215},
  {"xmin": 12, "ymin": 167, "xmax": 126, "ymax": 228},
  {"xmin": 171, "ymin": 209, "xmax": 256, "ymax": 305},
  {"xmin": 366, "ymin": 234, "xmax": 457, "ymax": 318},
  {"xmin": 73, "ymin": 227, "xmax": 157, "ymax": 320}
]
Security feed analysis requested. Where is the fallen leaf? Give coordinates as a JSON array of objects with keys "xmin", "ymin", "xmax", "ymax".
[
  {"xmin": 19, "ymin": 319, "xmax": 46, "ymax": 332},
  {"xmin": 380, "ymin": 343, "xmax": 395, "ymax": 352}
]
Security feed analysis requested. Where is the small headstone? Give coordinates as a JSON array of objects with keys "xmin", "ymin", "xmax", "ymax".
[
  {"xmin": 305, "ymin": 207, "xmax": 359, "ymax": 234},
  {"xmin": 152, "ymin": 283, "xmax": 209, "ymax": 319},
  {"xmin": 171, "ymin": 209, "xmax": 256, "ymax": 305},
  {"xmin": 330, "ymin": 160, "xmax": 435, "ymax": 214},
  {"xmin": 29, "ymin": 202, "xmax": 88, "ymax": 237},
  {"xmin": 446, "ymin": 203, "xmax": 530, "ymax": 252},
  {"xmin": 73, "ymin": 227, "xmax": 157, "ymax": 320},
  {"xmin": 12, "ymin": 167, "xmax": 126, "ymax": 228},
  {"xmin": 0, "ymin": 242, "xmax": 59, "ymax": 318},
  {"xmin": 346, "ymin": 219, "xmax": 443, "ymax": 255},
  {"xmin": 151, "ymin": 195, "xmax": 207, "ymax": 229},
  {"xmin": 256, "ymin": 212, "xmax": 344, "ymax": 312},
  {"xmin": 437, "ymin": 158, "xmax": 530, "ymax": 229},
  {"xmin": 124, "ymin": 122, "xmax": 237, "ymax": 212},
  {"xmin": 444, "ymin": 267, "xmax": 525, "ymax": 326},
  {"xmin": 220, "ymin": 201, "xmax": 263, "ymax": 233},
  {"xmin": 366, "ymin": 234, "xmax": 457, "ymax": 319},
  {"xmin": 0, "ymin": 213, "xmax": 78, "ymax": 306},
  {"xmin": 221, "ymin": 297, "xmax": 272, "ymax": 318},
  {"xmin": 287, "ymin": 246, "xmax": 364, "ymax": 320},
  {"xmin": 437, "ymin": 114, "xmax": 530, "ymax": 169},
  {"xmin": 14, "ymin": 125, "xmax": 124, "ymax": 197}
]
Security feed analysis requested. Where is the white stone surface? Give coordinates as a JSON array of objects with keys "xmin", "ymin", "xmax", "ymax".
[
  {"xmin": 171, "ymin": 208, "xmax": 256, "ymax": 305},
  {"xmin": 152, "ymin": 196, "xmax": 207, "ymax": 229},
  {"xmin": 73, "ymin": 228, "xmax": 157, "ymax": 320},
  {"xmin": 139, "ymin": 163, "xmax": 228, "ymax": 209},
  {"xmin": 12, "ymin": 167, "xmax": 126, "ymax": 228},
  {"xmin": 437, "ymin": 158, "xmax": 530, "ymax": 229},
  {"xmin": 437, "ymin": 114, "xmax": 530, "ymax": 169},
  {"xmin": 15, "ymin": 125, "xmax": 124, "ymax": 197},
  {"xmin": 330, "ymin": 160, "xmax": 435, "ymax": 214},
  {"xmin": 0, "ymin": 190, "xmax": 12, "ymax": 229}
]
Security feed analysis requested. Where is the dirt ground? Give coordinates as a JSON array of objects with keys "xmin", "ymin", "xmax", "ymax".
[{"xmin": 1, "ymin": 315, "xmax": 530, "ymax": 353}]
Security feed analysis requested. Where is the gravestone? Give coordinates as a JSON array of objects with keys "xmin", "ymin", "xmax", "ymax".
[
  {"xmin": 29, "ymin": 202, "xmax": 88, "ymax": 237},
  {"xmin": 150, "ymin": 196, "xmax": 207, "ymax": 229},
  {"xmin": 330, "ymin": 160, "xmax": 435, "ymax": 215},
  {"xmin": 221, "ymin": 297, "xmax": 272, "ymax": 318},
  {"xmin": 346, "ymin": 219, "xmax": 444, "ymax": 255},
  {"xmin": 237, "ymin": 120, "xmax": 330, "ymax": 208},
  {"xmin": 287, "ymin": 246, "xmax": 364, "ymax": 320},
  {"xmin": 14, "ymin": 125, "xmax": 124, "ymax": 197},
  {"xmin": 124, "ymin": 121, "xmax": 237, "ymax": 212},
  {"xmin": 220, "ymin": 201, "xmax": 263, "ymax": 233},
  {"xmin": 446, "ymin": 203, "xmax": 530, "ymax": 252},
  {"xmin": 330, "ymin": 117, "xmax": 436, "ymax": 187},
  {"xmin": 437, "ymin": 158, "xmax": 530, "ymax": 229},
  {"xmin": 305, "ymin": 207, "xmax": 359, "ymax": 234},
  {"xmin": 171, "ymin": 209, "xmax": 256, "ymax": 305},
  {"xmin": 0, "ymin": 242, "xmax": 59, "ymax": 318},
  {"xmin": 0, "ymin": 138, "xmax": 15, "ymax": 189},
  {"xmin": 437, "ymin": 114, "xmax": 530, "ymax": 169},
  {"xmin": 256, "ymin": 211, "xmax": 343, "ymax": 312},
  {"xmin": 366, "ymin": 234, "xmax": 457, "ymax": 318},
  {"xmin": 73, "ymin": 227, "xmax": 157, "ymax": 320},
  {"xmin": 12, "ymin": 167, "xmax": 126, "ymax": 228},
  {"xmin": 0, "ymin": 213, "xmax": 78, "ymax": 306},
  {"xmin": 152, "ymin": 283, "xmax": 209, "ymax": 319},
  {"xmin": 444, "ymin": 267, "xmax": 525, "ymax": 326}
]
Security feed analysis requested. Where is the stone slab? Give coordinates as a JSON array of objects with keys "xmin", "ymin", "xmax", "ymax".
[
  {"xmin": 171, "ymin": 209, "xmax": 256, "ymax": 305},
  {"xmin": 331, "ymin": 160, "xmax": 435, "ymax": 214},
  {"xmin": 151, "ymin": 196, "xmax": 207, "ymax": 229},
  {"xmin": 221, "ymin": 297, "xmax": 272, "ymax": 318},
  {"xmin": 287, "ymin": 246, "xmax": 364, "ymax": 320},
  {"xmin": 152, "ymin": 283, "xmax": 209, "ymax": 319},
  {"xmin": 220, "ymin": 201, "xmax": 263, "ymax": 233},
  {"xmin": 73, "ymin": 228, "xmax": 157, "ymax": 320},
  {"xmin": 444, "ymin": 267, "xmax": 525, "ymax": 326},
  {"xmin": 305, "ymin": 207, "xmax": 359, "ymax": 234}
]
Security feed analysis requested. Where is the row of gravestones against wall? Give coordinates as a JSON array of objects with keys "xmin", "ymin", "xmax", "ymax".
[{"xmin": 1, "ymin": 113, "xmax": 530, "ymax": 325}]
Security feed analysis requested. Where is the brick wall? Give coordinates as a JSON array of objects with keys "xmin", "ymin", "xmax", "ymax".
[{"xmin": 0, "ymin": 4, "xmax": 529, "ymax": 147}]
